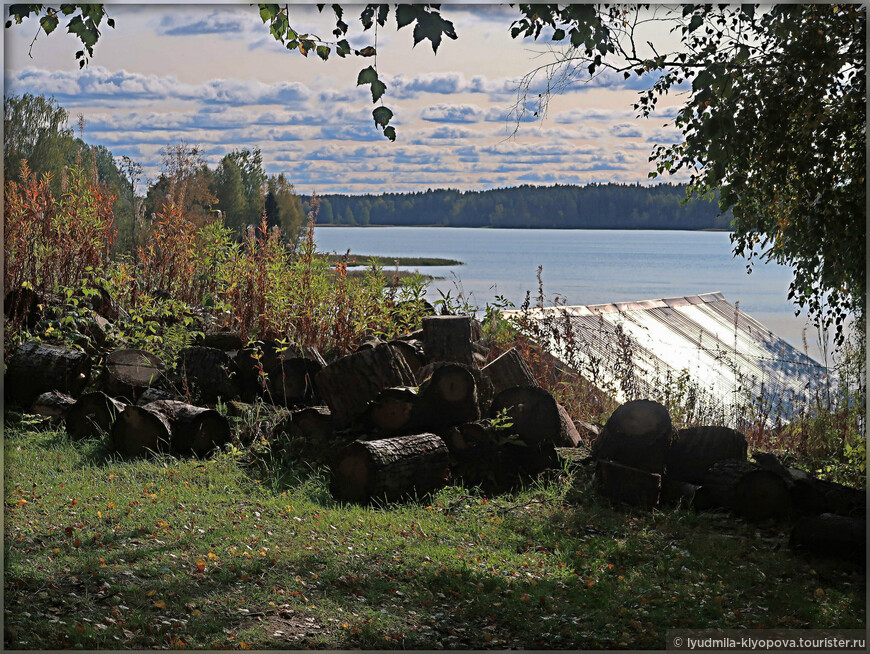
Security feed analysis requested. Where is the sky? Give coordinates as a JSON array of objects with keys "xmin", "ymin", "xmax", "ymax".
[{"xmin": 3, "ymin": 2, "xmax": 689, "ymax": 195}]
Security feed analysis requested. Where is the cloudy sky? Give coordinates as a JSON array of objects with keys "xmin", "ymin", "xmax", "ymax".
[{"xmin": 3, "ymin": 2, "xmax": 688, "ymax": 194}]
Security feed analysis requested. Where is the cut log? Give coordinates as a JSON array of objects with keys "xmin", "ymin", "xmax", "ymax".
[
  {"xmin": 143, "ymin": 400, "xmax": 231, "ymax": 456},
  {"xmin": 4, "ymin": 286, "xmax": 41, "ymax": 328},
  {"xmin": 5, "ymin": 340, "xmax": 91, "ymax": 407},
  {"xmin": 330, "ymin": 433, "xmax": 451, "ymax": 504},
  {"xmin": 556, "ymin": 403, "xmax": 582, "ymax": 447},
  {"xmin": 102, "ymin": 349, "xmax": 164, "ymax": 402},
  {"xmin": 786, "ymin": 468, "xmax": 866, "ymax": 518},
  {"xmin": 365, "ymin": 387, "xmax": 418, "ymax": 437},
  {"xmin": 789, "ymin": 513, "xmax": 866, "ymax": 563},
  {"xmin": 273, "ymin": 406, "xmax": 335, "ymax": 462},
  {"xmin": 177, "ymin": 346, "xmax": 242, "ymax": 404},
  {"xmin": 66, "ymin": 391, "xmax": 127, "ymax": 440},
  {"xmin": 234, "ymin": 340, "xmax": 282, "ymax": 400},
  {"xmin": 314, "ymin": 343, "xmax": 416, "ymax": 430},
  {"xmin": 481, "ymin": 347, "xmax": 538, "ymax": 397},
  {"xmin": 414, "ymin": 363, "xmax": 480, "ymax": 431},
  {"xmin": 667, "ymin": 426, "xmax": 748, "ymax": 484},
  {"xmin": 592, "ymin": 399, "xmax": 673, "ymax": 474},
  {"xmin": 269, "ymin": 356, "xmax": 323, "ymax": 407},
  {"xmin": 489, "ymin": 385, "xmax": 561, "ymax": 448},
  {"xmin": 703, "ymin": 459, "xmax": 792, "ymax": 522},
  {"xmin": 421, "ymin": 315, "xmax": 474, "ymax": 366},
  {"xmin": 31, "ymin": 390, "xmax": 76, "ymax": 421},
  {"xmin": 660, "ymin": 477, "xmax": 714, "ymax": 510},
  {"xmin": 387, "ymin": 339, "xmax": 427, "ymax": 377},
  {"xmin": 110, "ymin": 405, "xmax": 172, "ymax": 458},
  {"xmin": 597, "ymin": 459, "xmax": 661, "ymax": 509}
]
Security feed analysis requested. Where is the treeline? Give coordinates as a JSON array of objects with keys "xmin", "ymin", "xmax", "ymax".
[
  {"xmin": 3, "ymin": 93, "xmax": 306, "ymax": 254},
  {"xmin": 308, "ymin": 184, "xmax": 732, "ymax": 230}
]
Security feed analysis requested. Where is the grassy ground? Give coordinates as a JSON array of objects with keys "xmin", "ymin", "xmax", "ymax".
[{"xmin": 3, "ymin": 422, "xmax": 865, "ymax": 650}]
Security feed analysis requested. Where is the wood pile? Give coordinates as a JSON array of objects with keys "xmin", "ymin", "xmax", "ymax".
[{"xmin": 590, "ymin": 399, "xmax": 866, "ymax": 562}]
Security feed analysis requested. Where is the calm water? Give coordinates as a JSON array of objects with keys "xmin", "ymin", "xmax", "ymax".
[{"xmin": 315, "ymin": 226, "xmax": 826, "ymax": 360}]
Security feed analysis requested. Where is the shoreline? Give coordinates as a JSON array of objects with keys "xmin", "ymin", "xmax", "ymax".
[{"xmin": 316, "ymin": 224, "xmax": 733, "ymax": 232}]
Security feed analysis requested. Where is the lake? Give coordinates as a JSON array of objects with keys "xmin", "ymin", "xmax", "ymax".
[{"xmin": 314, "ymin": 226, "xmax": 828, "ymax": 362}]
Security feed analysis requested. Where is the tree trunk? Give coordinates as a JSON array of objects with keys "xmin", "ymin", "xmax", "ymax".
[
  {"xmin": 314, "ymin": 343, "xmax": 416, "ymax": 430},
  {"xmin": 6, "ymin": 340, "xmax": 91, "ymax": 407},
  {"xmin": 421, "ymin": 315, "xmax": 474, "ymax": 366},
  {"xmin": 66, "ymin": 391, "xmax": 127, "ymax": 440},
  {"xmin": 596, "ymin": 459, "xmax": 662, "ymax": 509},
  {"xmin": 481, "ymin": 347, "xmax": 538, "ymax": 397},
  {"xmin": 110, "ymin": 405, "xmax": 172, "ymax": 458},
  {"xmin": 489, "ymin": 385, "xmax": 561, "ymax": 448},
  {"xmin": 101, "ymin": 349, "xmax": 164, "ymax": 402},
  {"xmin": 364, "ymin": 386, "xmax": 418, "ymax": 437},
  {"xmin": 142, "ymin": 399, "xmax": 232, "ymax": 457},
  {"xmin": 789, "ymin": 513, "xmax": 866, "ymax": 563},
  {"xmin": 592, "ymin": 399, "xmax": 673, "ymax": 474},
  {"xmin": 703, "ymin": 459, "xmax": 792, "ymax": 522},
  {"xmin": 414, "ymin": 363, "xmax": 480, "ymax": 431},
  {"xmin": 31, "ymin": 390, "xmax": 76, "ymax": 421},
  {"xmin": 330, "ymin": 433, "xmax": 451, "ymax": 504},
  {"xmin": 666, "ymin": 426, "xmax": 748, "ymax": 484},
  {"xmin": 177, "ymin": 346, "xmax": 242, "ymax": 404}
]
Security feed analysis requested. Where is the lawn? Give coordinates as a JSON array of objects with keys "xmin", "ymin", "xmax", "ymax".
[{"xmin": 3, "ymin": 422, "xmax": 865, "ymax": 649}]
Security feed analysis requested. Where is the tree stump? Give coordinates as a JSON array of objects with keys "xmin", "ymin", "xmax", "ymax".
[
  {"xmin": 6, "ymin": 340, "xmax": 91, "ymax": 407},
  {"xmin": 421, "ymin": 315, "xmax": 474, "ymax": 366},
  {"xmin": 414, "ymin": 363, "xmax": 480, "ymax": 431},
  {"xmin": 597, "ymin": 459, "xmax": 662, "ymax": 509},
  {"xmin": 481, "ymin": 347, "xmax": 538, "ymax": 397},
  {"xmin": 66, "ymin": 391, "xmax": 127, "ymax": 440},
  {"xmin": 177, "ymin": 346, "xmax": 242, "ymax": 404},
  {"xmin": 666, "ymin": 426, "xmax": 748, "ymax": 484},
  {"xmin": 365, "ymin": 387, "xmax": 419, "ymax": 437},
  {"xmin": 789, "ymin": 513, "xmax": 866, "ymax": 563},
  {"xmin": 110, "ymin": 405, "xmax": 172, "ymax": 458},
  {"xmin": 703, "ymin": 459, "xmax": 792, "ymax": 521},
  {"xmin": 101, "ymin": 349, "xmax": 164, "ymax": 402},
  {"xmin": 142, "ymin": 399, "xmax": 232, "ymax": 457},
  {"xmin": 330, "ymin": 433, "xmax": 451, "ymax": 504},
  {"xmin": 314, "ymin": 343, "xmax": 416, "ymax": 430},
  {"xmin": 31, "ymin": 390, "xmax": 76, "ymax": 421},
  {"xmin": 592, "ymin": 399, "xmax": 673, "ymax": 474}
]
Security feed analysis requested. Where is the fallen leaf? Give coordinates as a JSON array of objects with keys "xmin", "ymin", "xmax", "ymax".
[{"xmin": 154, "ymin": 600, "xmax": 167, "ymax": 609}]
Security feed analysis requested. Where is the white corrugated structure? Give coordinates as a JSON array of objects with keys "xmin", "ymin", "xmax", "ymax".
[{"xmin": 504, "ymin": 292, "xmax": 829, "ymax": 425}]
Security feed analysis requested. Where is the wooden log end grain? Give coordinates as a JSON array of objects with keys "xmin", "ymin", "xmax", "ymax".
[
  {"xmin": 6, "ymin": 340, "xmax": 91, "ymax": 407},
  {"xmin": 31, "ymin": 390, "xmax": 76, "ymax": 421},
  {"xmin": 593, "ymin": 399, "xmax": 673, "ymax": 474},
  {"xmin": 421, "ymin": 315, "xmax": 474, "ymax": 366},
  {"xmin": 177, "ymin": 346, "xmax": 242, "ymax": 404},
  {"xmin": 667, "ymin": 426, "xmax": 748, "ymax": 484},
  {"xmin": 143, "ymin": 399, "xmax": 232, "ymax": 457},
  {"xmin": 102, "ymin": 348, "xmax": 164, "ymax": 402},
  {"xmin": 481, "ymin": 347, "xmax": 538, "ymax": 397},
  {"xmin": 489, "ymin": 385, "xmax": 561, "ymax": 448},
  {"xmin": 330, "ymin": 433, "xmax": 450, "ymax": 504}
]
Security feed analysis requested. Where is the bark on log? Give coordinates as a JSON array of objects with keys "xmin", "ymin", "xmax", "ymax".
[
  {"xmin": 269, "ymin": 357, "xmax": 323, "ymax": 407},
  {"xmin": 177, "ymin": 346, "xmax": 242, "ymax": 403},
  {"xmin": 142, "ymin": 400, "xmax": 232, "ymax": 457},
  {"xmin": 314, "ymin": 343, "xmax": 416, "ymax": 430},
  {"xmin": 110, "ymin": 405, "xmax": 172, "ymax": 458},
  {"xmin": 6, "ymin": 340, "xmax": 91, "ymax": 407},
  {"xmin": 556, "ymin": 403, "xmax": 582, "ymax": 447},
  {"xmin": 597, "ymin": 459, "xmax": 662, "ymax": 510},
  {"xmin": 66, "ymin": 391, "xmax": 127, "ymax": 440},
  {"xmin": 330, "ymin": 433, "xmax": 451, "ymax": 504},
  {"xmin": 421, "ymin": 315, "xmax": 474, "ymax": 366},
  {"xmin": 365, "ymin": 387, "xmax": 418, "ymax": 437},
  {"xmin": 31, "ymin": 390, "xmax": 76, "ymax": 421},
  {"xmin": 789, "ymin": 513, "xmax": 867, "ymax": 563},
  {"xmin": 489, "ymin": 386, "xmax": 561, "ymax": 448},
  {"xmin": 136, "ymin": 387, "xmax": 182, "ymax": 406},
  {"xmin": 414, "ymin": 363, "xmax": 480, "ymax": 431},
  {"xmin": 667, "ymin": 426, "xmax": 748, "ymax": 484},
  {"xmin": 482, "ymin": 347, "xmax": 538, "ymax": 397},
  {"xmin": 703, "ymin": 459, "xmax": 793, "ymax": 522},
  {"xmin": 387, "ymin": 339, "xmax": 427, "ymax": 377},
  {"xmin": 102, "ymin": 349, "xmax": 164, "ymax": 402},
  {"xmin": 592, "ymin": 400, "xmax": 673, "ymax": 474}
]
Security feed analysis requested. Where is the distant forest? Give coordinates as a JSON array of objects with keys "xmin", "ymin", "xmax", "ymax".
[{"xmin": 307, "ymin": 183, "xmax": 733, "ymax": 230}]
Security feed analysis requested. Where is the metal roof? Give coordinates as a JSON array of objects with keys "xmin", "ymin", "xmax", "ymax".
[{"xmin": 504, "ymin": 292, "xmax": 829, "ymax": 425}]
